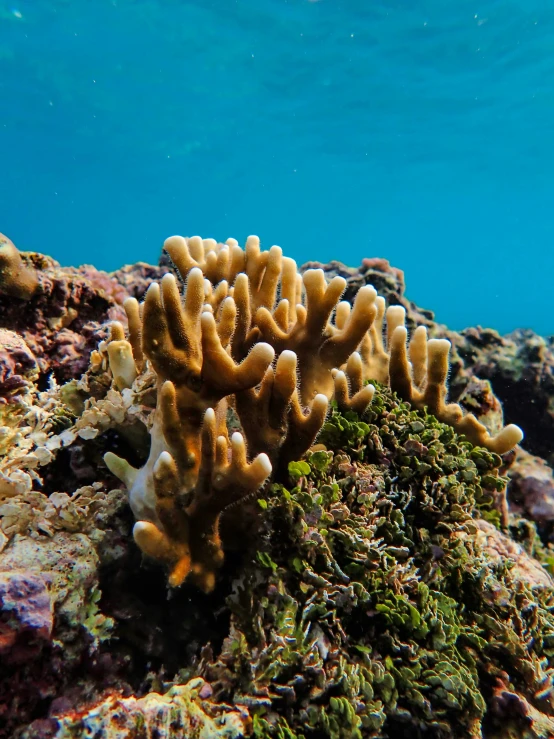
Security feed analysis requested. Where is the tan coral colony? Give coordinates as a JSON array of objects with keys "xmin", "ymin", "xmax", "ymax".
[{"xmin": 104, "ymin": 234, "xmax": 523, "ymax": 590}]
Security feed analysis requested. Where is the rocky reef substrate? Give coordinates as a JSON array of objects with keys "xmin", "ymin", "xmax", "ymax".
[{"xmin": 1, "ymin": 234, "xmax": 554, "ymax": 739}]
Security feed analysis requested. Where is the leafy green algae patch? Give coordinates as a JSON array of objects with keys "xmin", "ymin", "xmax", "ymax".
[{"xmin": 203, "ymin": 385, "xmax": 554, "ymax": 738}]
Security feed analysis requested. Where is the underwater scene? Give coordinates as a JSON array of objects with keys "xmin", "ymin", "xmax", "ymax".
[{"xmin": 1, "ymin": 1, "xmax": 554, "ymax": 738}]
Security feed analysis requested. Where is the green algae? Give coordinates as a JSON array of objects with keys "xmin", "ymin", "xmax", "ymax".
[{"xmin": 202, "ymin": 385, "xmax": 554, "ymax": 738}]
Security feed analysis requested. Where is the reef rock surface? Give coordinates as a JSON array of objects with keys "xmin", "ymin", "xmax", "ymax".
[{"xmin": 0, "ymin": 234, "xmax": 553, "ymax": 739}]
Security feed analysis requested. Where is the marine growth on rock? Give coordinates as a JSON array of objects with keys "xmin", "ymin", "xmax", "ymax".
[{"xmin": 4, "ymin": 232, "xmax": 554, "ymax": 739}]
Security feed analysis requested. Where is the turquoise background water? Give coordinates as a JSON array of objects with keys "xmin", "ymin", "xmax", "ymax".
[{"xmin": 1, "ymin": 1, "xmax": 553, "ymax": 335}]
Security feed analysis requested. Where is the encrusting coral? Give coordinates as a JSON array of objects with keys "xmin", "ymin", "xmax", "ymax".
[{"xmin": 103, "ymin": 234, "xmax": 523, "ymax": 592}]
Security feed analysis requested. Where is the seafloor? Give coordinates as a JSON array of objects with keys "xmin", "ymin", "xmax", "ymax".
[{"xmin": 1, "ymin": 232, "xmax": 554, "ymax": 739}]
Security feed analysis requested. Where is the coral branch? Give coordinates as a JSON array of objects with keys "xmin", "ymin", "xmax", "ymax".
[
  {"xmin": 125, "ymin": 408, "xmax": 272, "ymax": 591},
  {"xmin": 388, "ymin": 326, "xmax": 523, "ymax": 454},
  {"xmin": 332, "ymin": 352, "xmax": 376, "ymax": 415},
  {"xmin": 255, "ymin": 270, "xmax": 378, "ymax": 403}
]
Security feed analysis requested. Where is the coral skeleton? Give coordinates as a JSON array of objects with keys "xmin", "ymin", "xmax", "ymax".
[{"xmin": 104, "ymin": 234, "xmax": 523, "ymax": 590}]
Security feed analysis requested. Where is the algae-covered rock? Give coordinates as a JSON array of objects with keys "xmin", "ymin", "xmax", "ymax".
[
  {"xmin": 0, "ymin": 532, "xmax": 114, "ymax": 737},
  {"xmin": 508, "ymin": 448, "xmax": 554, "ymax": 535},
  {"xmin": 0, "ymin": 532, "xmax": 112, "ymax": 645},
  {"xmin": 201, "ymin": 389, "xmax": 554, "ymax": 739},
  {"xmin": 0, "ymin": 329, "xmax": 38, "ymax": 397},
  {"xmin": 2, "ymin": 244, "xmax": 554, "ymax": 739},
  {"xmin": 24, "ymin": 678, "xmax": 249, "ymax": 739},
  {"xmin": 0, "ymin": 569, "xmax": 53, "ymax": 661},
  {"xmin": 0, "ymin": 240, "xmax": 128, "ymax": 384}
]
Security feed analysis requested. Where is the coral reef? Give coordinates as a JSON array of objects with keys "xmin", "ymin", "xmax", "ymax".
[
  {"xmin": 102, "ymin": 235, "xmax": 521, "ymax": 592},
  {"xmin": 1, "ymin": 232, "xmax": 553, "ymax": 739}
]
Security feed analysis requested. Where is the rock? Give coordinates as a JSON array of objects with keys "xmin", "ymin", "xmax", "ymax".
[
  {"xmin": 508, "ymin": 448, "xmax": 554, "ymax": 531},
  {"xmin": 0, "ymin": 249, "xmax": 128, "ymax": 384},
  {"xmin": 0, "ymin": 532, "xmax": 113, "ymax": 737},
  {"xmin": 111, "ymin": 261, "xmax": 168, "ymax": 300},
  {"xmin": 0, "ymin": 330, "xmax": 38, "ymax": 397},
  {"xmin": 22, "ymin": 678, "xmax": 249, "ymax": 739},
  {"xmin": 0, "ymin": 570, "xmax": 53, "ymax": 662},
  {"xmin": 475, "ymin": 518, "xmax": 553, "ymax": 588}
]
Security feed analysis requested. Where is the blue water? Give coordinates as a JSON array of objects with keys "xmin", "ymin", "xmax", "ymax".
[{"xmin": 1, "ymin": 0, "xmax": 553, "ymax": 335}]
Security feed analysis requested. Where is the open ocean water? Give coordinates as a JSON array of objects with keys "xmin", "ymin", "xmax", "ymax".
[{"xmin": 1, "ymin": 0, "xmax": 553, "ymax": 334}]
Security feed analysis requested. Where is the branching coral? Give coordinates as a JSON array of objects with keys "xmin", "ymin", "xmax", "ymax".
[
  {"xmin": 103, "ymin": 234, "xmax": 523, "ymax": 591},
  {"xmin": 105, "ymin": 266, "xmax": 278, "ymax": 589},
  {"xmin": 113, "ymin": 409, "xmax": 272, "ymax": 591},
  {"xmin": 387, "ymin": 319, "xmax": 524, "ymax": 454},
  {"xmin": 344, "ymin": 297, "xmax": 524, "ymax": 454}
]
